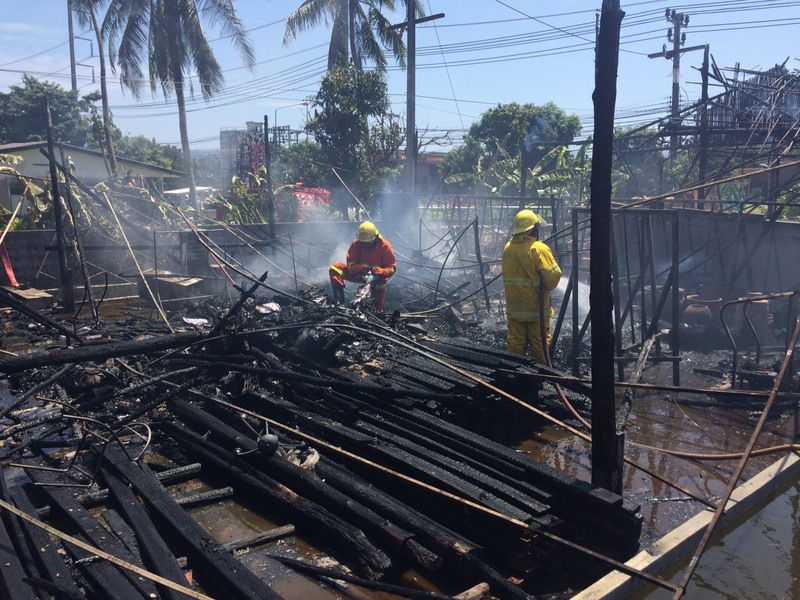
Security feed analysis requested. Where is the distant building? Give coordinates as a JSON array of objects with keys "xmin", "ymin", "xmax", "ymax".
[
  {"xmin": 220, "ymin": 121, "xmax": 306, "ymax": 196},
  {"xmin": 0, "ymin": 141, "xmax": 183, "ymax": 210}
]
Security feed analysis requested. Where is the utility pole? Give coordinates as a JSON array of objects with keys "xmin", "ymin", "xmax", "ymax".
[
  {"xmin": 67, "ymin": 0, "xmax": 77, "ymax": 92},
  {"xmin": 666, "ymin": 9, "xmax": 689, "ymax": 158},
  {"xmin": 391, "ymin": 11, "xmax": 444, "ymax": 196},
  {"xmin": 406, "ymin": 0, "xmax": 416, "ymax": 195}
]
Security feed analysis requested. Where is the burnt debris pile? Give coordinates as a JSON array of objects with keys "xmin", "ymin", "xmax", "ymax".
[{"xmin": 0, "ymin": 288, "xmax": 641, "ymax": 600}]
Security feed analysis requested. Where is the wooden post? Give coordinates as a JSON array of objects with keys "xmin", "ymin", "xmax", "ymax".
[
  {"xmin": 590, "ymin": 0, "xmax": 625, "ymax": 494},
  {"xmin": 43, "ymin": 95, "xmax": 74, "ymax": 311}
]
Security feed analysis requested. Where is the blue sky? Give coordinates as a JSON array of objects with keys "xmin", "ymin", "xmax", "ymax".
[{"xmin": 0, "ymin": 0, "xmax": 798, "ymax": 151}]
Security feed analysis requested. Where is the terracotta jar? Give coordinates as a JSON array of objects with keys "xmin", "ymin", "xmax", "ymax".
[{"xmin": 683, "ymin": 303, "xmax": 713, "ymax": 326}]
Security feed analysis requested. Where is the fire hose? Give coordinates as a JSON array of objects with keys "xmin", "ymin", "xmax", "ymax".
[{"xmin": 539, "ymin": 283, "xmax": 592, "ymax": 429}]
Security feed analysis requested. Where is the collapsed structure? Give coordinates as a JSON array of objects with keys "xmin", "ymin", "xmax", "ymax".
[
  {"xmin": 0, "ymin": 51, "xmax": 799, "ymax": 598},
  {"xmin": 0, "ymin": 178, "xmax": 799, "ymax": 598}
]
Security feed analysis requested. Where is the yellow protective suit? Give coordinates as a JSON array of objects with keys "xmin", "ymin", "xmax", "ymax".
[{"xmin": 502, "ymin": 232, "xmax": 562, "ymax": 363}]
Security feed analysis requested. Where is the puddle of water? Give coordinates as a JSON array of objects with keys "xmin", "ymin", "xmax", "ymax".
[{"xmin": 640, "ymin": 478, "xmax": 800, "ymax": 599}]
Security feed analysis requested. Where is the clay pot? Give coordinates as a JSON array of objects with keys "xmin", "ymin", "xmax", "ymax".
[
  {"xmin": 685, "ymin": 294, "xmax": 722, "ymax": 321},
  {"xmin": 683, "ymin": 303, "xmax": 713, "ymax": 326},
  {"xmin": 683, "ymin": 304, "xmax": 712, "ymax": 327},
  {"xmin": 734, "ymin": 298, "xmax": 771, "ymax": 327}
]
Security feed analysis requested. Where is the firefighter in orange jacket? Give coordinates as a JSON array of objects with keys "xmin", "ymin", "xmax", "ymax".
[
  {"xmin": 330, "ymin": 221, "xmax": 396, "ymax": 312},
  {"xmin": 502, "ymin": 209, "xmax": 562, "ymax": 364}
]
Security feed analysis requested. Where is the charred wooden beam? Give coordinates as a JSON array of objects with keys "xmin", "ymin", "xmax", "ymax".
[
  {"xmin": 27, "ymin": 469, "xmax": 159, "ymax": 599},
  {"xmin": 169, "ymin": 398, "xmax": 443, "ymax": 572},
  {"xmin": 100, "ymin": 509, "xmax": 142, "ymax": 564},
  {"xmin": 402, "ymin": 408, "xmax": 642, "ymax": 554},
  {"xmin": 101, "ymin": 444, "xmax": 282, "ymax": 600},
  {"xmin": 159, "ymin": 419, "xmax": 394, "ymax": 580},
  {"xmin": 74, "ymin": 462, "xmax": 203, "ymax": 507},
  {"xmin": 315, "ymin": 459, "xmax": 532, "ymax": 600},
  {"xmin": 102, "ymin": 469, "xmax": 195, "ymax": 600},
  {"xmin": 224, "ymin": 394, "xmax": 542, "ymax": 538},
  {"xmin": 269, "ymin": 554, "xmax": 454, "ymax": 600},
  {"xmin": 0, "ymin": 501, "xmax": 38, "ymax": 600},
  {"xmin": 21, "ymin": 577, "xmax": 85, "ymax": 600},
  {"xmin": 0, "ymin": 287, "xmax": 82, "ymax": 345},
  {"xmin": 222, "ymin": 524, "xmax": 296, "ymax": 552},
  {"xmin": 174, "ymin": 486, "xmax": 234, "ymax": 508},
  {"xmin": 0, "ymin": 331, "xmax": 206, "ymax": 374},
  {"xmin": 169, "ymin": 354, "xmax": 465, "ymax": 402},
  {"xmin": 5, "ymin": 485, "xmax": 83, "ymax": 598}
]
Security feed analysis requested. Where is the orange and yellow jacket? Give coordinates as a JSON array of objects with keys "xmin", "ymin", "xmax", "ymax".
[{"xmin": 346, "ymin": 236, "xmax": 396, "ymax": 279}]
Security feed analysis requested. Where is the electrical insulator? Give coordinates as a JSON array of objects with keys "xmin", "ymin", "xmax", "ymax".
[
  {"xmin": 684, "ymin": 14, "xmax": 689, "ymax": 25},
  {"xmin": 681, "ymin": 32, "xmax": 686, "ymax": 44},
  {"xmin": 665, "ymin": 7, "xmax": 671, "ymax": 19},
  {"xmin": 667, "ymin": 29, "xmax": 672, "ymax": 41}
]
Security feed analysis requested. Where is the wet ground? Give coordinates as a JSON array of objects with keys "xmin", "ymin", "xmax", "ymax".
[
  {"xmin": 510, "ymin": 337, "xmax": 800, "ymax": 598},
  {"xmin": 1, "ymin": 293, "xmax": 797, "ymax": 599}
]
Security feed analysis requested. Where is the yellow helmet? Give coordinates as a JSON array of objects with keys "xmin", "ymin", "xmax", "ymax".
[
  {"xmin": 512, "ymin": 209, "xmax": 541, "ymax": 235},
  {"xmin": 357, "ymin": 221, "xmax": 379, "ymax": 242}
]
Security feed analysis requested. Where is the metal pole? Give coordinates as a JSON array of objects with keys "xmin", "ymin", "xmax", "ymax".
[
  {"xmin": 405, "ymin": 0, "xmax": 416, "ymax": 195},
  {"xmin": 697, "ymin": 45, "xmax": 710, "ymax": 209},
  {"xmin": 263, "ymin": 115, "xmax": 276, "ymax": 238},
  {"xmin": 67, "ymin": 0, "xmax": 77, "ymax": 92}
]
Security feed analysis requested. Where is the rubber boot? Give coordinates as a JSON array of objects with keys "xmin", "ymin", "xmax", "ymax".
[
  {"xmin": 373, "ymin": 287, "xmax": 386, "ymax": 313},
  {"xmin": 331, "ymin": 285, "xmax": 345, "ymax": 306}
]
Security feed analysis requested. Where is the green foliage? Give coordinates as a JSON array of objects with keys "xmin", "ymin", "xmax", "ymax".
[
  {"xmin": 441, "ymin": 102, "xmax": 583, "ymax": 197},
  {"xmin": 0, "ymin": 75, "xmax": 99, "ymax": 146},
  {"xmin": 208, "ymin": 172, "xmax": 268, "ymax": 224},
  {"xmin": 104, "ymin": 0, "xmax": 254, "ymax": 204},
  {"xmin": 471, "ymin": 102, "xmax": 581, "ymax": 164},
  {"xmin": 115, "ymin": 135, "xmax": 182, "ymax": 170},
  {"xmin": 776, "ymin": 183, "xmax": 800, "ymax": 220},
  {"xmin": 192, "ymin": 153, "xmax": 221, "ymax": 188},
  {"xmin": 612, "ymin": 126, "xmax": 664, "ymax": 198},
  {"xmin": 305, "ymin": 65, "xmax": 398, "ymax": 216},
  {"xmin": 274, "ymin": 141, "xmax": 327, "ymax": 187},
  {"xmin": 284, "ymin": 0, "xmax": 420, "ymax": 73}
]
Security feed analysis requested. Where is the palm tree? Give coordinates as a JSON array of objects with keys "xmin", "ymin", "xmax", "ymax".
[
  {"xmin": 70, "ymin": 0, "xmax": 117, "ymax": 177},
  {"xmin": 284, "ymin": 0, "xmax": 422, "ymax": 73},
  {"xmin": 103, "ymin": 0, "xmax": 254, "ymax": 209}
]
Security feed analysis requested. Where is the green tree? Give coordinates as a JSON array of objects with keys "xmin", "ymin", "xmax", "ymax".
[
  {"xmin": 71, "ymin": 0, "xmax": 117, "ymax": 176},
  {"xmin": 0, "ymin": 75, "xmax": 99, "ymax": 146},
  {"xmin": 193, "ymin": 152, "xmax": 221, "ymax": 188},
  {"xmin": 305, "ymin": 65, "xmax": 395, "ymax": 218},
  {"xmin": 274, "ymin": 141, "xmax": 327, "ymax": 187},
  {"xmin": 441, "ymin": 102, "xmax": 582, "ymax": 195},
  {"xmin": 284, "ymin": 0, "xmax": 421, "ymax": 73},
  {"xmin": 103, "ymin": 0, "xmax": 255, "ymax": 209},
  {"xmin": 612, "ymin": 126, "xmax": 666, "ymax": 198},
  {"xmin": 115, "ymin": 135, "xmax": 182, "ymax": 170}
]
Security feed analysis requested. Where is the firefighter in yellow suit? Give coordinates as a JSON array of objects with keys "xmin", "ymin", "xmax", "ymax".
[{"xmin": 502, "ymin": 209, "xmax": 562, "ymax": 364}]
